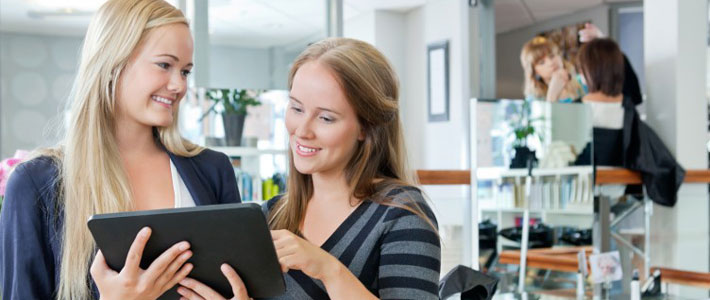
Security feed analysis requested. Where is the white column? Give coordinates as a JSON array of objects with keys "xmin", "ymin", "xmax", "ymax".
[
  {"xmin": 644, "ymin": 0, "xmax": 708, "ymax": 296},
  {"xmin": 187, "ymin": 0, "xmax": 209, "ymax": 87},
  {"xmin": 326, "ymin": 0, "xmax": 343, "ymax": 37}
]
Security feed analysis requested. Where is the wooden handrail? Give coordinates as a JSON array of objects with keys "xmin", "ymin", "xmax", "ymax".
[
  {"xmin": 650, "ymin": 267, "xmax": 710, "ymax": 289},
  {"xmin": 415, "ymin": 168, "xmax": 710, "ymax": 185},
  {"xmin": 498, "ymin": 246, "xmax": 592, "ymax": 273},
  {"xmin": 416, "ymin": 170, "xmax": 470, "ymax": 185},
  {"xmin": 595, "ymin": 168, "xmax": 642, "ymax": 185}
]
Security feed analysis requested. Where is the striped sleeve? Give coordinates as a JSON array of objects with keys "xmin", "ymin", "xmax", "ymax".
[{"xmin": 378, "ymin": 189, "xmax": 441, "ymax": 300}]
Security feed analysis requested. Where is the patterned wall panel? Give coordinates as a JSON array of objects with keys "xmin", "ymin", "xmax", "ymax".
[{"xmin": 0, "ymin": 32, "xmax": 82, "ymax": 158}]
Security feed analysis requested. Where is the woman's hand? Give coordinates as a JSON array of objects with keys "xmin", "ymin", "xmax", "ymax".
[
  {"xmin": 90, "ymin": 227, "xmax": 193, "ymax": 300},
  {"xmin": 271, "ymin": 229, "xmax": 342, "ymax": 281},
  {"xmin": 177, "ymin": 264, "xmax": 252, "ymax": 300},
  {"xmin": 579, "ymin": 23, "xmax": 605, "ymax": 43},
  {"xmin": 547, "ymin": 68, "xmax": 570, "ymax": 102}
]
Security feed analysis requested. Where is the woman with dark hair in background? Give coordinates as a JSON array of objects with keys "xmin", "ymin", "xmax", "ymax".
[{"xmin": 576, "ymin": 38, "xmax": 684, "ymax": 207}]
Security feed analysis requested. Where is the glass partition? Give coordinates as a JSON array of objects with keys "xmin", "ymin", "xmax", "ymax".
[{"xmin": 473, "ymin": 98, "xmax": 594, "ymax": 293}]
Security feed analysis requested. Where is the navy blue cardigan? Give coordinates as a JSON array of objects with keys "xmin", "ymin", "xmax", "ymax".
[{"xmin": 0, "ymin": 148, "xmax": 240, "ymax": 299}]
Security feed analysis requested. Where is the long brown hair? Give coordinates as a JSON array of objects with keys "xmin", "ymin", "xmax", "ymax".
[
  {"xmin": 268, "ymin": 38, "xmax": 434, "ymax": 234},
  {"xmin": 520, "ymin": 36, "xmax": 582, "ymax": 100}
]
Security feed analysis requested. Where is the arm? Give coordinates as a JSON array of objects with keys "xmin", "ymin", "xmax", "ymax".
[
  {"xmin": 270, "ymin": 230, "xmax": 377, "ymax": 300},
  {"xmin": 377, "ymin": 195, "xmax": 441, "ymax": 299},
  {"xmin": 0, "ymin": 164, "xmax": 56, "ymax": 299},
  {"xmin": 319, "ymin": 258, "xmax": 377, "ymax": 300}
]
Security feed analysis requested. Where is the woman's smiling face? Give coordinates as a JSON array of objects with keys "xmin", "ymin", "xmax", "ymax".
[
  {"xmin": 115, "ymin": 23, "xmax": 194, "ymax": 129},
  {"xmin": 285, "ymin": 60, "xmax": 364, "ymax": 177}
]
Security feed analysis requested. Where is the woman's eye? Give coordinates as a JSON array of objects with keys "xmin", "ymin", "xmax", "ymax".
[
  {"xmin": 181, "ymin": 70, "xmax": 192, "ymax": 77},
  {"xmin": 290, "ymin": 106, "xmax": 303, "ymax": 113},
  {"xmin": 157, "ymin": 62, "xmax": 170, "ymax": 69},
  {"xmin": 320, "ymin": 115, "xmax": 334, "ymax": 123}
]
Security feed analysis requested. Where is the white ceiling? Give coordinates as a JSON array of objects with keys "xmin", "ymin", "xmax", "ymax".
[
  {"xmin": 495, "ymin": 0, "xmax": 638, "ymax": 34},
  {"xmin": 0, "ymin": 0, "xmax": 636, "ymax": 47}
]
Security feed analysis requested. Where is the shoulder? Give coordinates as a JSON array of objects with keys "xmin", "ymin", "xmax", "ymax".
[
  {"xmin": 189, "ymin": 148, "xmax": 232, "ymax": 166},
  {"xmin": 262, "ymin": 194, "xmax": 284, "ymax": 214},
  {"xmin": 376, "ymin": 185, "xmax": 437, "ymax": 228},
  {"xmin": 7, "ymin": 156, "xmax": 59, "ymax": 194},
  {"xmin": 4, "ymin": 156, "xmax": 60, "ymax": 212}
]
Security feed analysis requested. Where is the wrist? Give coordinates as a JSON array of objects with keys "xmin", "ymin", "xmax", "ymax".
[{"xmin": 318, "ymin": 256, "xmax": 345, "ymax": 284}]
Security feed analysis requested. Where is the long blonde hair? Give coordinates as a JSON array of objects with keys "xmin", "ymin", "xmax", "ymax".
[
  {"xmin": 520, "ymin": 36, "xmax": 582, "ymax": 100},
  {"xmin": 268, "ymin": 38, "xmax": 434, "ymax": 234},
  {"xmin": 46, "ymin": 1, "xmax": 202, "ymax": 299}
]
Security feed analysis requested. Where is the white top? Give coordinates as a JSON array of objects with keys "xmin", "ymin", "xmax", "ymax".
[
  {"xmin": 170, "ymin": 160, "xmax": 196, "ymax": 208},
  {"xmin": 588, "ymin": 101, "xmax": 624, "ymax": 130}
]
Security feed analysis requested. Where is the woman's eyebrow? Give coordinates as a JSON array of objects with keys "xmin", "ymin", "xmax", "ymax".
[
  {"xmin": 289, "ymin": 96, "xmax": 342, "ymax": 116},
  {"xmin": 157, "ymin": 53, "xmax": 193, "ymax": 67}
]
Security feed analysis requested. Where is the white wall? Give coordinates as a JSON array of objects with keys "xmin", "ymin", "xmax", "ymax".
[
  {"xmin": 496, "ymin": 5, "xmax": 610, "ymax": 99},
  {"xmin": 209, "ymin": 45, "xmax": 270, "ymax": 89},
  {"xmin": 343, "ymin": 11, "xmax": 376, "ymax": 45},
  {"xmin": 644, "ymin": 0, "xmax": 709, "ymax": 296}
]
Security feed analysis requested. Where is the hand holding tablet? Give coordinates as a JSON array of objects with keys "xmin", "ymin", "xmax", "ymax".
[{"xmin": 88, "ymin": 203, "xmax": 285, "ymax": 299}]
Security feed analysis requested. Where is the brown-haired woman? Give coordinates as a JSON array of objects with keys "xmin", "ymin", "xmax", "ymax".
[
  {"xmin": 576, "ymin": 38, "xmax": 627, "ymax": 166},
  {"xmin": 574, "ymin": 38, "xmax": 683, "ymax": 206},
  {"xmin": 177, "ymin": 38, "xmax": 441, "ymax": 299},
  {"xmin": 520, "ymin": 36, "xmax": 586, "ymax": 102}
]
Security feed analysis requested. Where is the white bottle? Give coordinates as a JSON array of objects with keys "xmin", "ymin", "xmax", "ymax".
[{"xmin": 631, "ymin": 270, "xmax": 641, "ymax": 300}]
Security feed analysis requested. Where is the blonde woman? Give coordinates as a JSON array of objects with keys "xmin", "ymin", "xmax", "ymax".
[
  {"xmin": 0, "ymin": 0, "xmax": 239, "ymax": 299},
  {"xmin": 520, "ymin": 36, "xmax": 586, "ymax": 102},
  {"xmin": 177, "ymin": 38, "xmax": 441, "ymax": 300}
]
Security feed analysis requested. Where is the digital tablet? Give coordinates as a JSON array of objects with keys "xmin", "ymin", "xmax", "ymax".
[{"xmin": 87, "ymin": 203, "xmax": 285, "ymax": 299}]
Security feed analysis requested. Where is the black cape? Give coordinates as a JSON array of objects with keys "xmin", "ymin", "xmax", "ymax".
[
  {"xmin": 577, "ymin": 100, "xmax": 685, "ymax": 207},
  {"xmin": 621, "ymin": 100, "xmax": 685, "ymax": 207}
]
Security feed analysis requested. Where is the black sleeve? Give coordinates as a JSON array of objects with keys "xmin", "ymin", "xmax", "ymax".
[
  {"xmin": 0, "ymin": 164, "xmax": 56, "ymax": 299},
  {"xmin": 622, "ymin": 54, "xmax": 642, "ymax": 107}
]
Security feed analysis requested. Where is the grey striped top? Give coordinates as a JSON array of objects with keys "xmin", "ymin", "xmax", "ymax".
[{"xmin": 261, "ymin": 186, "xmax": 441, "ymax": 300}]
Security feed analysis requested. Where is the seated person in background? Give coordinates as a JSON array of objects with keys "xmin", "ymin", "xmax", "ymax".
[
  {"xmin": 520, "ymin": 36, "xmax": 586, "ymax": 102},
  {"xmin": 177, "ymin": 38, "xmax": 442, "ymax": 300},
  {"xmin": 578, "ymin": 23, "xmax": 643, "ymax": 107},
  {"xmin": 575, "ymin": 38, "xmax": 684, "ymax": 207},
  {"xmin": 577, "ymin": 38, "xmax": 626, "ymax": 166}
]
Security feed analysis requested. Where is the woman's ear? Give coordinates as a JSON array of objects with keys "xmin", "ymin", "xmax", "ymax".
[{"xmin": 358, "ymin": 128, "xmax": 366, "ymax": 141}]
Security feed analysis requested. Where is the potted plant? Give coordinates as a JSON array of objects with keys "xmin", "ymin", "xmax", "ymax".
[
  {"xmin": 202, "ymin": 88, "xmax": 262, "ymax": 146},
  {"xmin": 508, "ymin": 101, "xmax": 543, "ymax": 169}
]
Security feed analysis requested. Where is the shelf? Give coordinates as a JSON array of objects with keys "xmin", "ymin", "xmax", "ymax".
[
  {"xmin": 212, "ymin": 146, "xmax": 288, "ymax": 157},
  {"xmin": 476, "ymin": 166, "xmax": 593, "ymax": 181}
]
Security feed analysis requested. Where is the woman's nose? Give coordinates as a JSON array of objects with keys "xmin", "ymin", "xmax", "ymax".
[
  {"xmin": 294, "ymin": 118, "xmax": 315, "ymax": 139},
  {"xmin": 167, "ymin": 71, "xmax": 186, "ymax": 94}
]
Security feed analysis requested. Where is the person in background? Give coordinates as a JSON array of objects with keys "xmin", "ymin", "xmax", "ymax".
[
  {"xmin": 177, "ymin": 38, "xmax": 441, "ymax": 300},
  {"xmin": 0, "ymin": 0, "xmax": 240, "ymax": 299},
  {"xmin": 520, "ymin": 36, "xmax": 586, "ymax": 102},
  {"xmin": 578, "ymin": 23, "xmax": 643, "ymax": 107},
  {"xmin": 576, "ymin": 38, "xmax": 684, "ymax": 207}
]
